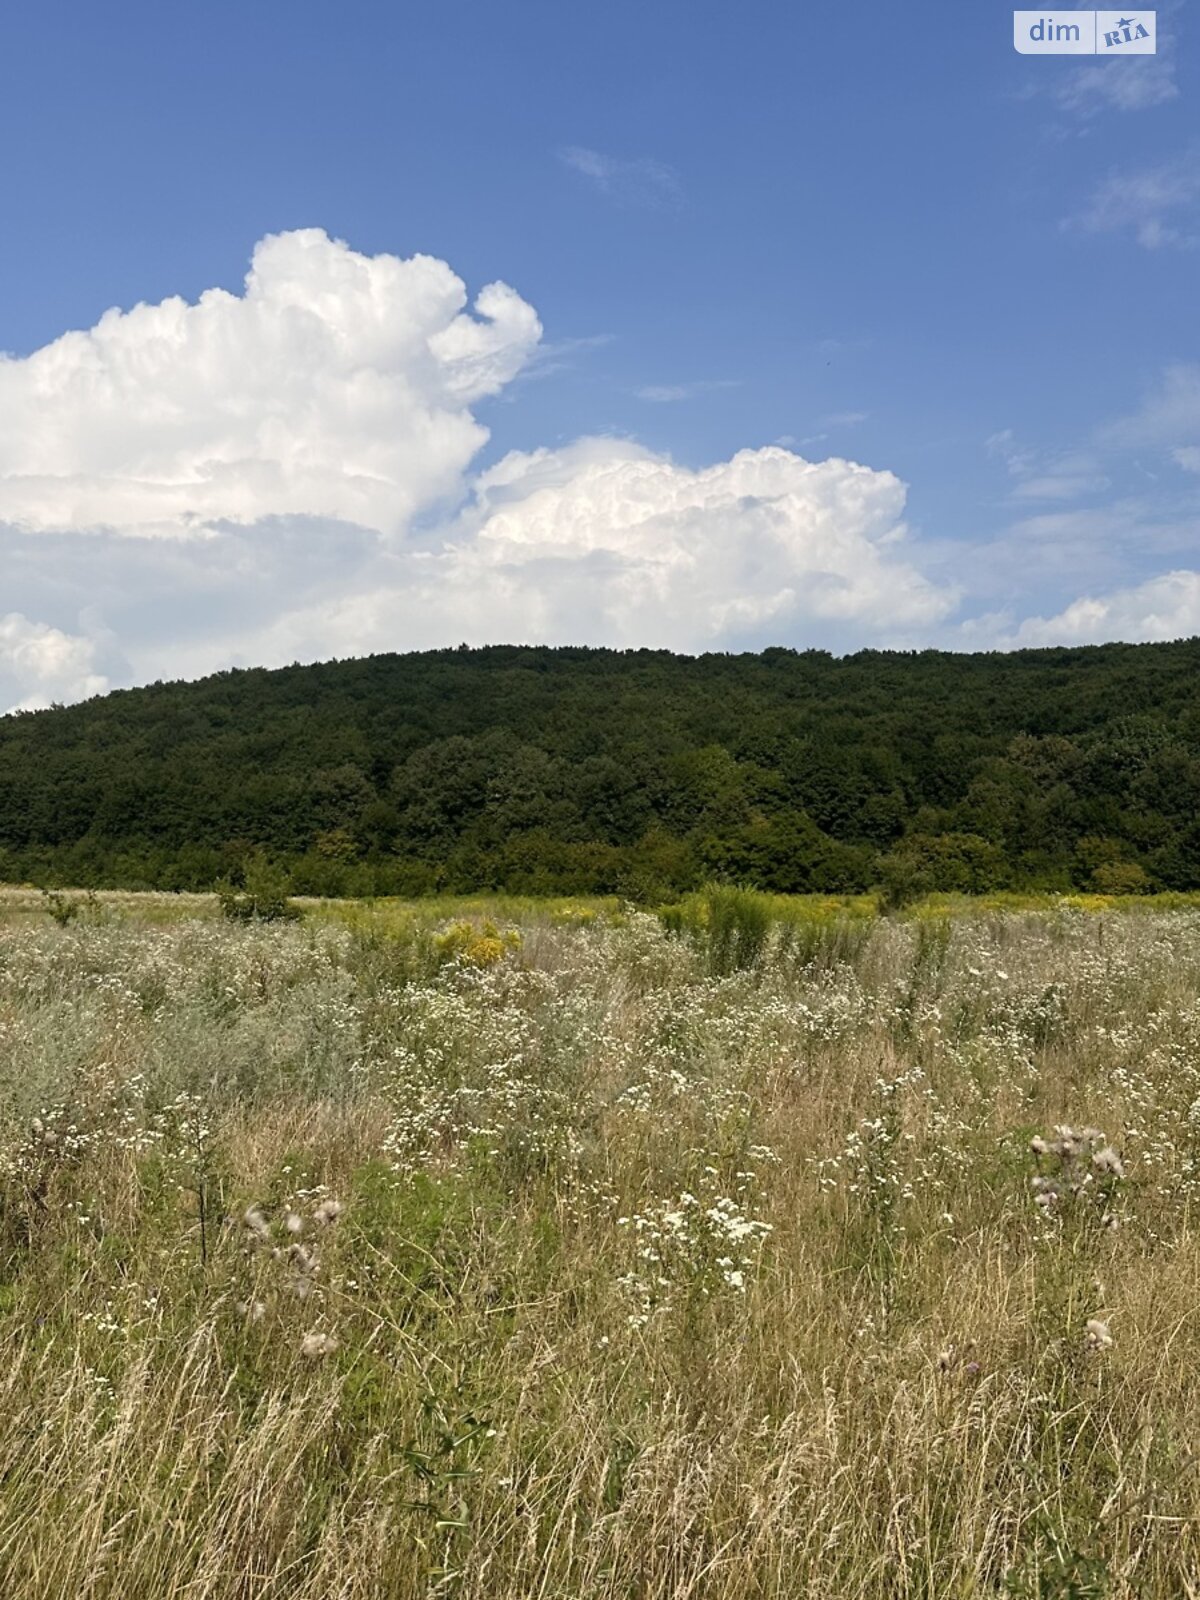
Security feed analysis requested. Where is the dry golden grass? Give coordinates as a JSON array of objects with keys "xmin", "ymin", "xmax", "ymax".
[{"xmin": 0, "ymin": 902, "xmax": 1198, "ymax": 1596}]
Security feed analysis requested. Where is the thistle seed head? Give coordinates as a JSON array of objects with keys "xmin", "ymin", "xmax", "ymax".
[
  {"xmin": 243, "ymin": 1206, "xmax": 270, "ymax": 1241},
  {"xmin": 300, "ymin": 1330, "xmax": 338, "ymax": 1358},
  {"xmin": 1092, "ymin": 1146, "xmax": 1124, "ymax": 1178}
]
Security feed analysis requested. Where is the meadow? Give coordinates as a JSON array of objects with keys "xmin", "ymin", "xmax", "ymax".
[{"xmin": 1, "ymin": 890, "xmax": 1199, "ymax": 1597}]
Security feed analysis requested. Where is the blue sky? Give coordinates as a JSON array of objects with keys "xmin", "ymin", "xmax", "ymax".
[{"xmin": 0, "ymin": 0, "xmax": 1196, "ymax": 706}]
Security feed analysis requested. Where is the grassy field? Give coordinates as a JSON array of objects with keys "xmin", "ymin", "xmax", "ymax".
[
  {"xmin": 5, "ymin": 883, "xmax": 1200, "ymax": 927},
  {"xmin": 1, "ymin": 896, "xmax": 1200, "ymax": 1596}
]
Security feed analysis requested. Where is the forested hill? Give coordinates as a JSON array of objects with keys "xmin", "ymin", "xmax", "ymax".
[{"xmin": 2, "ymin": 640, "xmax": 1200, "ymax": 898}]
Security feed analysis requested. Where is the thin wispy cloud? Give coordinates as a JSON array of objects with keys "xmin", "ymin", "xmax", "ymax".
[
  {"xmin": 965, "ymin": 381, "xmax": 1200, "ymax": 649},
  {"xmin": 1051, "ymin": 0, "xmax": 1181, "ymax": 117},
  {"xmin": 1012, "ymin": 462, "xmax": 1111, "ymax": 501},
  {"xmin": 635, "ymin": 379, "xmax": 739, "ymax": 402},
  {"xmin": 1055, "ymin": 55, "xmax": 1178, "ymax": 116},
  {"xmin": 1067, "ymin": 153, "xmax": 1200, "ymax": 248},
  {"xmin": 559, "ymin": 145, "xmax": 683, "ymax": 209},
  {"xmin": 788, "ymin": 411, "xmax": 870, "ymax": 450},
  {"xmin": 1102, "ymin": 363, "xmax": 1200, "ymax": 462},
  {"xmin": 504, "ymin": 332, "xmax": 615, "ymax": 390},
  {"xmin": 816, "ymin": 337, "xmax": 872, "ymax": 359},
  {"xmin": 987, "ymin": 429, "xmax": 1110, "ymax": 502}
]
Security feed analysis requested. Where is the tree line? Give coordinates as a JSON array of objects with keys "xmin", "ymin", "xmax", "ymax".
[{"xmin": 1, "ymin": 639, "xmax": 1199, "ymax": 899}]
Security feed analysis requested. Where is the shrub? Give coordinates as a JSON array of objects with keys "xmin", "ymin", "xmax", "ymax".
[
  {"xmin": 1090, "ymin": 861, "xmax": 1151, "ymax": 895},
  {"xmin": 41, "ymin": 888, "xmax": 82, "ymax": 927},
  {"xmin": 216, "ymin": 852, "xmax": 302, "ymax": 922}
]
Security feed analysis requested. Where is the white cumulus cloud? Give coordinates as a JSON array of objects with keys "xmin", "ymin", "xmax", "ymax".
[
  {"xmin": 26, "ymin": 440, "xmax": 952, "ymax": 683},
  {"xmin": 459, "ymin": 440, "xmax": 951, "ymax": 640},
  {"xmin": 1005, "ymin": 570, "xmax": 1200, "ymax": 647},
  {"xmin": 0, "ymin": 228, "xmax": 542, "ymax": 539},
  {"xmin": 0, "ymin": 613, "xmax": 108, "ymax": 713},
  {"xmin": 10, "ymin": 226, "xmax": 1199, "ymax": 706},
  {"xmin": 0, "ymin": 230, "xmax": 967, "ymax": 698}
]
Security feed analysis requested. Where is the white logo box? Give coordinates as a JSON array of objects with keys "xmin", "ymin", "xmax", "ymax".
[{"xmin": 1013, "ymin": 11, "xmax": 1156, "ymax": 53}]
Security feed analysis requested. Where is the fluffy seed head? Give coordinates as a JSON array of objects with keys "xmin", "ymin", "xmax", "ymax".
[
  {"xmin": 288, "ymin": 1243, "xmax": 317, "ymax": 1274},
  {"xmin": 300, "ymin": 1330, "xmax": 338, "ymax": 1358},
  {"xmin": 1092, "ymin": 1147, "xmax": 1124, "ymax": 1178},
  {"xmin": 243, "ymin": 1206, "xmax": 270, "ymax": 1240}
]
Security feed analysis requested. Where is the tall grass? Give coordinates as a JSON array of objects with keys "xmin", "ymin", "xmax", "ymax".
[
  {"xmin": 0, "ymin": 903, "xmax": 1199, "ymax": 1594},
  {"xmin": 659, "ymin": 883, "xmax": 876, "ymax": 975}
]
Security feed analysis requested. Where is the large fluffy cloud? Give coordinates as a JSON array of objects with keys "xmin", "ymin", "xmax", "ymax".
[
  {"xmin": 0, "ymin": 229, "xmax": 964, "ymax": 707},
  {"xmin": 0, "ymin": 228, "xmax": 542, "ymax": 539},
  {"xmin": 0, "ymin": 437, "xmax": 953, "ymax": 705},
  {"xmin": 222, "ymin": 439, "xmax": 954, "ymax": 667},
  {"xmin": 463, "ymin": 440, "xmax": 949, "ymax": 637},
  {"xmin": 3, "ymin": 227, "xmax": 1194, "ymax": 713}
]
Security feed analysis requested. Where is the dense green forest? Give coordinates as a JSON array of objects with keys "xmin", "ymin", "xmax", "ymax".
[{"xmin": 2, "ymin": 640, "xmax": 1200, "ymax": 899}]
